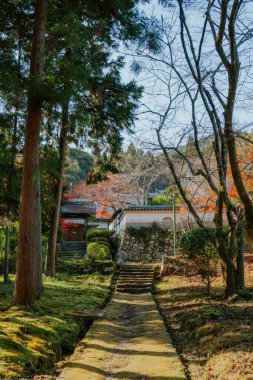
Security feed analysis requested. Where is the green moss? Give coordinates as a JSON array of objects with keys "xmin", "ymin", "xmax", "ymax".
[
  {"xmin": 56, "ymin": 258, "xmax": 114, "ymax": 275},
  {"xmin": 0, "ymin": 273, "xmax": 112, "ymax": 379},
  {"xmin": 182, "ymin": 306, "xmax": 224, "ymax": 330}
]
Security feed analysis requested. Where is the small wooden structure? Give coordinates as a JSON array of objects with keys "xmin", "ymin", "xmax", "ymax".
[{"xmin": 60, "ymin": 199, "xmax": 96, "ymax": 242}]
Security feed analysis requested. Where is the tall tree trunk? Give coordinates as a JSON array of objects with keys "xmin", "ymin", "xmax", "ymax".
[
  {"xmin": 34, "ymin": 180, "xmax": 44, "ymax": 298},
  {"xmin": 13, "ymin": 0, "xmax": 47, "ymax": 306},
  {"xmin": 45, "ymin": 101, "xmax": 69, "ymax": 277},
  {"xmin": 223, "ymin": 0, "xmax": 253, "ymax": 242},
  {"xmin": 224, "ymin": 114, "xmax": 253, "ymax": 243},
  {"xmin": 4, "ymin": 225, "xmax": 10, "ymax": 284},
  {"xmin": 214, "ymin": 192, "xmax": 236, "ymax": 297}
]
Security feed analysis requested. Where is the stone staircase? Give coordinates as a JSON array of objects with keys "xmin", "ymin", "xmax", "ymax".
[
  {"xmin": 116, "ymin": 264, "xmax": 154, "ymax": 293},
  {"xmin": 60, "ymin": 241, "xmax": 85, "ymax": 258}
]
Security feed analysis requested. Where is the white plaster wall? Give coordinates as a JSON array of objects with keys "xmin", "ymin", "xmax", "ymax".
[
  {"xmin": 88, "ymin": 221, "xmax": 109, "ymax": 229},
  {"xmin": 124, "ymin": 212, "xmax": 172, "ymax": 224},
  {"xmin": 109, "ymin": 209, "xmax": 222, "ymax": 235}
]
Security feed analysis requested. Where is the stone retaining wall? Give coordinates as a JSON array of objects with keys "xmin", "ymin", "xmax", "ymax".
[{"xmin": 119, "ymin": 223, "xmax": 183, "ymax": 263}]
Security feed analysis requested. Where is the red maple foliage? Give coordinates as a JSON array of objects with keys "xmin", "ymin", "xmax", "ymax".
[
  {"xmin": 194, "ymin": 145, "xmax": 253, "ymax": 210},
  {"xmin": 66, "ymin": 174, "xmax": 130, "ymax": 214}
]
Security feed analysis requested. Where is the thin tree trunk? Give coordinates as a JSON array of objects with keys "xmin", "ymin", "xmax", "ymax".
[
  {"xmin": 207, "ymin": 261, "xmax": 211, "ymax": 295},
  {"xmin": 224, "ymin": 113, "xmax": 253, "ymax": 242},
  {"xmin": 235, "ymin": 213, "xmax": 244, "ymax": 290},
  {"xmin": 34, "ymin": 180, "xmax": 44, "ymax": 298},
  {"xmin": 4, "ymin": 225, "xmax": 10, "ymax": 284},
  {"xmin": 214, "ymin": 192, "xmax": 235, "ymax": 297},
  {"xmin": 13, "ymin": 0, "xmax": 47, "ymax": 306},
  {"xmin": 220, "ymin": 0, "xmax": 253, "ymax": 241},
  {"xmin": 45, "ymin": 100, "xmax": 69, "ymax": 277}
]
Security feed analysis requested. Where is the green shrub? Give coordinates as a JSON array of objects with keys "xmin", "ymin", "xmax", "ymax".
[
  {"xmin": 87, "ymin": 242, "xmax": 110, "ymax": 263},
  {"xmin": 178, "ymin": 227, "xmax": 219, "ymax": 294},
  {"xmin": 178, "ymin": 227, "xmax": 216, "ymax": 258},
  {"xmin": 87, "ymin": 228, "xmax": 114, "ymax": 240},
  {"xmin": 149, "ymin": 195, "xmax": 171, "ymax": 205},
  {"xmin": 86, "ymin": 229, "xmax": 119, "ymax": 260},
  {"xmin": 89, "ymin": 237, "xmax": 110, "ymax": 249}
]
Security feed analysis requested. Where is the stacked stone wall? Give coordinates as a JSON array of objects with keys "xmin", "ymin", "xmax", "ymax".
[{"xmin": 119, "ymin": 223, "xmax": 183, "ymax": 263}]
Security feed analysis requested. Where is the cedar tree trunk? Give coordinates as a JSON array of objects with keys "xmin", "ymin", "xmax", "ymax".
[
  {"xmin": 34, "ymin": 180, "xmax": 44, "ymax": 298},
  {"xmin": 45, "ymin": 101, "xmax": 69, "ymax": 277},
  {"xmin": 13, "ymin": 0, "xmax": 47, "ymax": 305}
]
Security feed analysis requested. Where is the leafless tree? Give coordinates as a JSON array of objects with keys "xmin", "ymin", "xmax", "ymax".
[
  {"xmin": 130, "ymin": 0, "xmax": 253, "ymax": 296},
  {"xmin": 120, "ymin": 145, "xmax": 165, "ymax": 205}
]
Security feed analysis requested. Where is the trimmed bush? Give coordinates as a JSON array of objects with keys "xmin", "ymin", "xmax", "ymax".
[
  {"xmin": 87, "ymin": 228, "xmax": 114, "ymax": 240},
  {"xmin": 86, "ymin": 229, "xmax": 119, "ymax": 260},
  {"xmin": 89, "ymin": 237, "xmax": 111, "ymax": 249},
  {"xmin": 178, "ymin": 227, "xmax": 216, "ymax": 258},
  {"xmin": 87, "ymin": 242, "xmax": 110, "ymax": 263}
]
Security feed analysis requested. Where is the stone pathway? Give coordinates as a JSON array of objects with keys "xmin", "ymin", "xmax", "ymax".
[{"xmin": 58, "ymin": 292, "xmax": 186, "ymax": 380}]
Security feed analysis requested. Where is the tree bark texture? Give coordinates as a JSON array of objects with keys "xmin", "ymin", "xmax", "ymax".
[
  {"xmin": 217, "ymin": 0, "xmax": 253, "ymax": 242},
  {"xmin": 235, "ymin": 212, "xmax": 245, "ymax": 289},
  {"xmin": 34, "ymin": 180, "xmax": 44, "ymax": 298},
  {"xmin": 4, "ymin": 225, "xmax": 10, "ymax": 284},
  {"xmin": 45, "ymin": 101, "xmax": 69, "ymax": 277},
  {"xmin": 13, "ymin": 0, "xmax": 47, "ymax": 305},
  {"xmin": 214, "ymin": 193, "xmax": 236, "ymax": 297}
]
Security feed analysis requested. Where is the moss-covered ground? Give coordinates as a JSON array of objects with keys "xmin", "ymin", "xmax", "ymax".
[
  {"xmin": 0, "ymin": 272, "xmax": 112, "ymax": 379},
  {"xmin": 154, "ymin": 254, "xmax": 253, "ymax": 379}
]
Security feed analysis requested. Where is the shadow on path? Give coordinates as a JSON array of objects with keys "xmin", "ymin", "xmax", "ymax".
[{"xmin": 58, "ymin": 292, "xmax": 186, "ymax": 380}]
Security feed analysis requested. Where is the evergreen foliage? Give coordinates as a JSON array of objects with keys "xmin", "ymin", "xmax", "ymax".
[
  {"xmin": 87, "ymin": 242, "xmax": 110, "ymax": 262},
  {"xmin": 178, "ymin": 227, "xmax": 222, "ymax": 294}
]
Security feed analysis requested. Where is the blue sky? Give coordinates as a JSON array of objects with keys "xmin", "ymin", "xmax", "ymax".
[{"xmin": 119, "ymin": 0, "xmax": 253, "ymax": 151}]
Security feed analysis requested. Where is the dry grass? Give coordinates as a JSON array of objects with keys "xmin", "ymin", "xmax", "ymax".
[{"xmin": 154, "ymin": 254, "xmax": 253, "ymax": 380}]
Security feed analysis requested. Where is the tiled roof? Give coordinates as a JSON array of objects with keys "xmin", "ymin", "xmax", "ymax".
[
  {"xmin": 61, "ymin": 201, "xmax": 96, "ymax": 215},
  {"xmin": 125, "ymin": 205, "xmax": 175, "ymax": 211}
]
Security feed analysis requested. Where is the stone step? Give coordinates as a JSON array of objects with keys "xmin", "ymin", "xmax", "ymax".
[
  {"xmin": 120, "ymin": 273, "xmax": 154, "ymax": 278},
  {"xmin": 118, "ymin": 275, "xmax": 153, "ymax": 279},
  {"xmin": 61, "ymin": 244, "xmax": 84, "ymax": 249},
  {"xmin": 61, "ymin": 240, "xmax": 85, "ymax": 245},
  {"xmin": 61, "ymin": 250, "xmax": 85, "ymax": 254},
  {"xmin": 118, "ymin": 280, "xmax": 153, "ymax": 285},
  {"xmin": 118, "ymin": 277, "xmax": 153, "ymax": 280},
  {"xmin": 116, "ymin": 287, "xmax": 151, "ymax": 294},
  {"xmin": 117, "ymin": 284, "xmax": 152, "ymax": 288},
  {"xmin": 119, "ymin": 272, "xmax": 154, "ymax": 275},
  {"xmin": 61, "ymin": 240, "xmax": 85, "ymax": 257},
  {"xmin": 61, "ymin": 245, "xmax": 85, "ymax": 250},
  {"xmin": 60, "ymin": 255, "xmax": 84, "ymax": 259},
  {"xmin": 119, "ymin": 270, "xmax": 154, "ymax": 274},
  {"xmin": 120, "ymin": 272, "xmax": 154, "ymax": 277},
  {"xmin": 116, "ymin": 264, "xmax": 154, "ymax": 294},
  {"xmin": 120, "ymin": 264, "xmax": 153, "ymax": 267},
  {"xmin": 120, "ymin": 264, "xmax": 154, "ymax": 270},
  {"xmin": 61, "ymin": 245, "xmax": 85, "ymax": 249}
]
